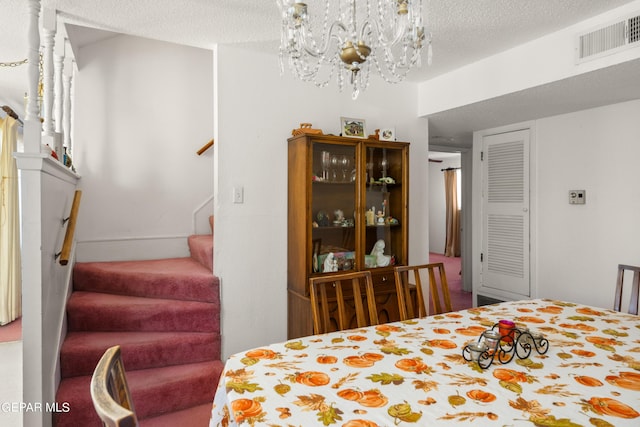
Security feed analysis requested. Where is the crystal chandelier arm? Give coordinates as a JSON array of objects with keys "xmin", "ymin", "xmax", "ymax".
[
  {"xmin": 360, "ymin": 1, "xmax": 420, "ymax": 49},
  {"xmin": 359, "ymin": 17, "xmax": 409, "ymax": 48},
  {"xmin": 299, "ymin": 20, "xmax": 349, "ymax": 58}
]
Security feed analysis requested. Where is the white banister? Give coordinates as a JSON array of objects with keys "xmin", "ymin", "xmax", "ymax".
[
  {"xmin": 63, "ymin": 72, "xmax": 71, "ymax": 153},
  {"xmin": 54, "ymin": 43, "xmax": 64, "ymax": 134},
  {"xmin": 42, "ymin": 7, "xmax": 56, "ymax": 138},
  {"xmin": 24, "ymin": 0, "xmax": 42, "ymax": 153},
  {"xmin": 53, "ymin": 40, "xmax": 65, "ymax": 158},
  {"xmin": 69, "ymin": 66, "xmax": 75, "ymax": 155}
]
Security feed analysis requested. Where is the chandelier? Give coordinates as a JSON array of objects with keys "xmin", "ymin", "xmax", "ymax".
[{"xmin": 277, "ymin": 0, "xmax": 431, "ymax": 99}]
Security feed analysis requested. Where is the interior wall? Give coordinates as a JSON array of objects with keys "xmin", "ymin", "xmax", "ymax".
[
  {"xmin": 214, "ymin": 44, "xmax": 430, "ymax": 357},
  {"xmin": 418, "ymin": 0, "xmax": 640, "ymax": 117},
  {"xmin": 72, "ymin": 34, "xmax": 214, "ymax": 261},
  {"xmin": 428, "ymin": 155, "xmax": 460, "ymax": 254},
  {"xmin": 534, "ymin": 99, "xmax": 640, "ymax": 308}
]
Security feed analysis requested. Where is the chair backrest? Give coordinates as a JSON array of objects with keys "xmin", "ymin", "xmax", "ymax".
[
  {"xmin": 90, "ymin": 345, "xmax": 138, "ymax": 427},
  {"xmin": 394, "ymin": 263, "xmax": 452, "ymax": 320},
  {"xmin": 614, "ymin": 264, "xmax": 640, "ymax": 315},
  {"xmin": 309, "ymin": 270, "xmax": 379, "ymax": 334}
]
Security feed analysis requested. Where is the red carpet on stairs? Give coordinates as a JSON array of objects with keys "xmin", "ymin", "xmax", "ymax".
[{"xmin": 54, "ymin": 232, "xmax": 222, "ymax": 427}]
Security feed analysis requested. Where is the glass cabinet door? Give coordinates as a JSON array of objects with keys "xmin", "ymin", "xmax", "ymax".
[
  {"xmin": 363, "ymin": 144, "xmax": 406, "ymax": 269},
  {"xmin": 311, "ymin": 142, "xmax": 358, "ymax": 274}
]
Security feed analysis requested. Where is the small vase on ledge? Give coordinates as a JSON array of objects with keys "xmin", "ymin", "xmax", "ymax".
[{"xmin": 62, "ymin": 147, "xmax": 75, "ymax": 172}]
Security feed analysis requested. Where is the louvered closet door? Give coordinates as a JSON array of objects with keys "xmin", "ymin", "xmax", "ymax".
[{"xmin": 481, "ymin": 129, "xmax": 530, "ymax": 298}]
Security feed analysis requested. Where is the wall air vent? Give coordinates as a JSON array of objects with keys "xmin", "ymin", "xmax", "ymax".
[
  {"xmin": 577, "ymin": 13, "xmax": 640, "ymax": 62},
  {"xmin": 630, "ymin": 15, "xmax": 640, "ymax": 43}
]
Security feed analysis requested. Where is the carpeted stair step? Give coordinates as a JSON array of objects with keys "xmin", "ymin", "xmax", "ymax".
[
  {"xmin": 66, "ymin": 292, "xmax": 218, "ymax": 333},
  {"xmin": 139, "ymin": 402, "xmax": 212, "ymax": 427},
  {"xmin": 73, "ymin": 257, "xmax": 218, "ymax": 302},
  {"xmin": 60, "ymin": 331, "xmax": 221, "ymax": 378},
  {"xmin": 188, "ymin": 234, "xmax": 214, "ymax": 272},
  {"xmin": 54, "ymin": 360, "xmax": 224, "ymax": 427}
]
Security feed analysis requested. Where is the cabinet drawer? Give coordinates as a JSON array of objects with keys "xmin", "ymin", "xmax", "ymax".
[{"xmin": 370, "ymin": 270, "xmax": 396, "ymax": 290}]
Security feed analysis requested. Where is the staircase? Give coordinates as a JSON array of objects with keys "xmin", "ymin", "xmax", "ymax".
[{"xmin": 54, "ymin": 223, "xmax": 222, "ymax": 426}]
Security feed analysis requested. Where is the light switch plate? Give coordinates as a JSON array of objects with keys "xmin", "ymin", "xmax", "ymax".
[
  {"xmin": 569, "ymin": 190, "xmax": 586, "ymax": 204},
  {"xmin": 233, "ymin": 186, "xmax": 244, "ymax": 204}
]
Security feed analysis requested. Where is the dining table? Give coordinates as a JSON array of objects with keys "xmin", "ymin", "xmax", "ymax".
[{"xmin": 210, "ymin": 298, "xmax": 640, "ymax": 426}]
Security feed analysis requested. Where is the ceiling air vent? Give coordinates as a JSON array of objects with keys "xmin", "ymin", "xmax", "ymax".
[{"xmin": 577, "ymin": 13, "xmax": 640, "ymax": 62}]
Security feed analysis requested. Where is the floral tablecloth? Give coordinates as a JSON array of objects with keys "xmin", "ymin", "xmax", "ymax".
[{"xmin": 210, "ymin": 299, "xmax": 640, "ymax": 426}]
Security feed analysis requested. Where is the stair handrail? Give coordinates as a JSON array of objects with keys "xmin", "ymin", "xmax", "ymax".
[
  {"xmin": 1, "ymin": 105, "xmax": 24, "ymax": 126},
  {"xmin": 57, "ymin": 190, "xmax": 82, "ymax": 265},
  {"xmin": 197, "ymin": 139, "xmax": 214, "ymax": 155}
]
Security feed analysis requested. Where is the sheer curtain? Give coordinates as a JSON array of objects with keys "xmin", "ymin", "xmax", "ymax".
[
  {"xmin": 0, "ymin": 116, "xmax": 22, "ymax": 325},
  {"xmin": 443, "ymin": 169, "xmax": 460, "ymax": 257}
]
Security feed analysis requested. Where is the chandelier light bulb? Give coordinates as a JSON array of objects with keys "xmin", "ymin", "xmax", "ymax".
[{"xmin": 277, "ymin": 0, "xmax": 431, "ymax": 99}]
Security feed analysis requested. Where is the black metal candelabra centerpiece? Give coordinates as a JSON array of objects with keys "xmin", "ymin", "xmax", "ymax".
[{"xmin": 462, "ymin": 322, "xmax": 549, "ymax": 369}]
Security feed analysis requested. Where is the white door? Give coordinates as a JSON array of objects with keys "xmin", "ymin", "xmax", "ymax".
[{"xmin": 481, "ymin": 129, "xmax": 530, "ymax": 298}]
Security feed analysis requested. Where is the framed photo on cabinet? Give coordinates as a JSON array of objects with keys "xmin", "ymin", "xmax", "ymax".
[
  {"xmin": 340, "ymin": 117, "xmax": 367, "ymax": 138},
  {"xmin": 380, "ymin": 127, "xmax": 396, "ymax": 141}
]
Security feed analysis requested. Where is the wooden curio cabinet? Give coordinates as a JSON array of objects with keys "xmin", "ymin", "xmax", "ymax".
[{"xmin": 287, "ymin": 133, "xmax": 409, "ymax": 338}]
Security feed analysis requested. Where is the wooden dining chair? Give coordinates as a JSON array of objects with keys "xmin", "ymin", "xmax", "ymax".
[
  {"xmin": 309, "ymin": 270, "xmax": 379, "ymax": 334},
  {"xmin": 394, "ymin": 263, "xmax": 452, "ymax": 320},
  {"xmin": 614, "ymin": 264, "xmax": 640, "ymax": 315},
  {"xmin": 90, "ymin": 345, "xmax": 139, "ymax": 427}
]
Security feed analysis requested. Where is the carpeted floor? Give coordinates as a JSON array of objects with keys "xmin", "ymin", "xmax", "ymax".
[
  {"xmin": 429, "ymin": 253, "xmax": 472, "ymax": 312},
  {"xmin": 0, "ymin": 317, "xmax": 21, "ymax": 343}
]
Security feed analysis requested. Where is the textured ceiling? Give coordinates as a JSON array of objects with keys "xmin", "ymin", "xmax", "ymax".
[{"xmin": 1, "ymin": 0, "xmax": 638, "ymax": 144}]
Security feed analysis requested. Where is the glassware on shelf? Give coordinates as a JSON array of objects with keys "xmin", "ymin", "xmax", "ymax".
[
  {"xmin": 365, "ymin": 207, "xmax": 375, "ymax": 226},
  {"xmin": 340, "ymin": 155, "xmax": 350, "ymax": 182},
  {"xmin": 331, "ymin": 155, "xmax": 339, "ymax": 182},
  {"xmin": 321, "ymin": 151, "xmax": 331, "ymax": 181},
  {"xmin": 380, "ymin": 149, "xmax": 388, "ymax": 179}
]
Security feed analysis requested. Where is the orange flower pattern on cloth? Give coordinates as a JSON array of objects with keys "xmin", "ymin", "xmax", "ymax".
[{"xmin": 210, "ymin": 299, "xmax": 640, "ymax": 426}]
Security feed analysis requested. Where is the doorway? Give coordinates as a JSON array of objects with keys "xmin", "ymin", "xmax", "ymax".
[{"xmin": 428, "ymin": 148, "xmax": 472, "ymax": 294}]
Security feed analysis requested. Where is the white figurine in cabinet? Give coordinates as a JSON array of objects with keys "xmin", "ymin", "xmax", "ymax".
[
  {"xmin": 323, "ymin": 252, "xmax": 338, "ymax": 272},
  {"xmin": 370, "ymin": 240, "xmax": 391, "ymax": 267}
]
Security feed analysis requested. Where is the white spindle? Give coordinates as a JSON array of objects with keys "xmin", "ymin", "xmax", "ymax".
[
  {"xmin": 54, "ymin": 50, "xmax": 64, "ymax": 133},
  {"xmin": 53, "ymin": 50, "xmax": 65, "ymax": 159},
  {"xmin": 42, "ymin": 8, "xmax": 57, "ymax": 137},
  {"xmin": 68, "ymin": 69, "xmax": 74, "ymax": 155},
  {"xmin": 24, "ymin": 0, "xmax": 42, "ymax": 153},
  {"xmin": 63, "ymin": 72, "xmax": 72, "ymax": 152}
]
